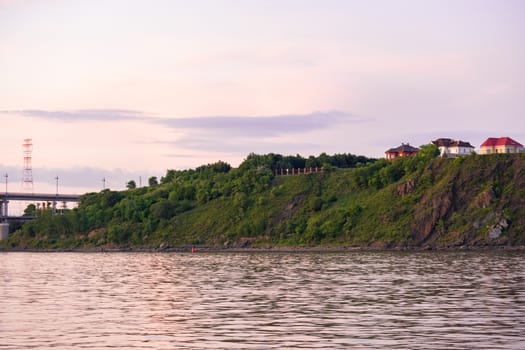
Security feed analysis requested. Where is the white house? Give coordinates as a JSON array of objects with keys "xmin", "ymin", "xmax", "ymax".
[{"xmin": 432, "ymin": 138, "xmax": 475, "ymax": 158}]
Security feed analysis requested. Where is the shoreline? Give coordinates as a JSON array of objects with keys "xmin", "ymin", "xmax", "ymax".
[{"xmin": 1, "ymin": 244, "xmax": 525, "ymax": 253}]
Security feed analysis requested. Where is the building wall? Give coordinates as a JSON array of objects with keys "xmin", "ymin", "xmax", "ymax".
[
  {"xmin": 439, "ymin": 146, "xmax": 473, "ymax": 157},
  {"xmin": 386, "ymin": 152, "xmax": 397, "ymax": 160},
  {"xmin": 481, "ymin": 145, "xmax": 521, "ymax": 154},
  {"xmin": 453, "ymin": 146, "xmax": 474, "ymax": 155},
  {"xmin": 386, "ymin": 151, "xmax": 417, "ymax": 160},
  {"xmin": 480, "ymin": 146, "xmax": 492, "ymax": 155},
  {"xmin": 399, "ymin": 152, "xmax": 417, "ymax": 158}
]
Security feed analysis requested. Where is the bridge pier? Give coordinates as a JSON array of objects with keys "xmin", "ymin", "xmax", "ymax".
[
  {"xmin": 0, "ymin": 222, "xmax": 8, "ymax": 240},
  {"xmin": 1, "ymin": 199, "xmax": 8, "ymax": 222}
]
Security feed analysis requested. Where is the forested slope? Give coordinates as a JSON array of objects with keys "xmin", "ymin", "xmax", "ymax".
[{"xmin": 2, "ymin": 149, "xmax": 524, "ymax": 250}]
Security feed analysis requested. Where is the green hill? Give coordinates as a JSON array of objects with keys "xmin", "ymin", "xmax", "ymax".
[{"xmin": 2, "ymin": 149, "xmax": 525, "ymax": 250}]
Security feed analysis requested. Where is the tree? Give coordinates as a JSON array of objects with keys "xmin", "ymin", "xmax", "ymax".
[
  {"xmin": 150, "ymin": 200, "xmax": 175, "ymax": 220},
  {"xmin": 100, "ymin": 190, "xmax": 122, "ymax": 208},
  {"xmin": 418, "ymin": 144, "xmax": 440, "ymax": 160},
  {"xmin": 305, "ymin": 156, "xmax": 320, "ymax": 168},
  {"xmin": 161, "ymin": 169, "xmax": 176, "ymax": 184},
  {"xmin": 126, "ymin": 180, "xmax": 137, "ymax": 189},
  {"xmin": 24, "ymin": 203, "xmax": 37, "ymax": 217},
  {"xmin": 148, "ymin": 176, "xmax": 158, "ymax": 186}
]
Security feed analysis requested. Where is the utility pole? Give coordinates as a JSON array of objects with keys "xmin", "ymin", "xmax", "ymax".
[
  {"xmin": 2, "ymin": 174, "xmax": 7, "ymax": 221},
  {"xmin": 22, "ymin": 139, "xmax": 34, "ymax": 193},
  {"xmin": 53, "ymin": 176, "xmax": 59, "ymax": 215},
  {"xmin": 102, "ymin": 178, "xmax": 106, "ymax": 190}
]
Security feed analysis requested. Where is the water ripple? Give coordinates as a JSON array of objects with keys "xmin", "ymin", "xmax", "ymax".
[{"xmin": 0, "ymin": 251, "xmax": 524, "ymax": 349}]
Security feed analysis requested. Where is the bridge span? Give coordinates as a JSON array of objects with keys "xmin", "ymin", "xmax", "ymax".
[
  {"xmin": 1, "ymin": 192, "xmax": 80, "ymax": 202},
  {"xmin": 1, "ymin": 192, "xmax": 81, "ymax": 222}
]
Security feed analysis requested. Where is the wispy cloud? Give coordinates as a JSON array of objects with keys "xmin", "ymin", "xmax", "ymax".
[
  {"xmin": 3, "ymin": 109, "xmax": 149, "ymax": 122},
  {"xmin": 4, "ymin": 109, "xmax": 361, "ymax": 136},
  {"xmin": 5, "ymin": 109, "xmax": 363, "ymax": 137},
  {"xmin": 155, "ymin": 110, "xmax": 363, "ymax": 137},
  {"xmin": 3, "ymin": 108, "xmax": 367, "ymax": 156},
  {"xmin": 149, "ymin": 110, "xmax": 366, "ymax": 154}
]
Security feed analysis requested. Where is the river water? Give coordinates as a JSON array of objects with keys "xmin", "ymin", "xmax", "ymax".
[{"xmin": 0, "ymin": 251, "xmax": 523, "ymax": 349}]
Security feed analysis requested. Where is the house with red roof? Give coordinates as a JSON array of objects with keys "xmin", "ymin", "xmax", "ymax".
[
  {"xmin": 385, "ymin": 143, "xmax": 419, "ymax": 160},
  {"xmin": 480, "ymin": 137, "xmax": 524, "ymax": 155}
]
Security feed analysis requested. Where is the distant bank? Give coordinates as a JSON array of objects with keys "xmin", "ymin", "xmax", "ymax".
[{"xmin": 1, "ymin": 150, "xmax": 525, "ymax": 251}]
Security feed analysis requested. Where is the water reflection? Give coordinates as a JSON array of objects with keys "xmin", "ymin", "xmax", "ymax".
[{"xmin": 0, "ymin": 251, "xmax": 524, "ymax": 349}]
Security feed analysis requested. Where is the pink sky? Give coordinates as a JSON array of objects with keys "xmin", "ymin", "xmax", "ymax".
[{"xmin": 1, "ymin": 0, "xmax": 524, "ymax": 194}]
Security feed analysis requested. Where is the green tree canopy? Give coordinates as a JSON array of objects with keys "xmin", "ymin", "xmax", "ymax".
[{"xmin": 148, "ymin": 176, "xmax": 158, "ymax": 186}]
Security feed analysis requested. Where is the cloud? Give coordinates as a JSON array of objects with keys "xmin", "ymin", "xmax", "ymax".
[
  {"xmin": 147, "ymin": 110, "xmax": 367, "ymax": 154},
  {"xmin": 155, "ymin": 110, "xmax": 363, "ymax": 137},
  {"xmin": 3, "ymin": 109, "xmax": 149, "ymax": 122},
  {"xmin": 4, "ymin": 110, "xmax": 361, "ymax": 137},
  {"xmin": 3, "ymin": 108, "xmax": 368, "ymax": 158},
  {"xmin": 7, "ymin": 108, "xmax": 364, "ymax": 141}
]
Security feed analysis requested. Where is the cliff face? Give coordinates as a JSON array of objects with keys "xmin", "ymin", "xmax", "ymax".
[
  {"xmin": 165, "ymin": 153, "xmax": 525, "ymax": 249},
  {"xmin": 408, "ymin": 154, "xmax": 525, "ymax": 247},
  {"xmin": 3, "ymin": 153, "xmax": 525, "ymax": 250}
]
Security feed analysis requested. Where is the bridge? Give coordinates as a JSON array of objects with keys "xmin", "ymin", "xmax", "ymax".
[{"xmin": 0, "ymin": 192, "xmax": 81, "ymax": 222}]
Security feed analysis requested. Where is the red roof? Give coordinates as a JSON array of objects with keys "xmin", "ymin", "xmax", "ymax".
[{"xmin": 481, "ymin": 137, "xmax": 523, "ymax": 148}]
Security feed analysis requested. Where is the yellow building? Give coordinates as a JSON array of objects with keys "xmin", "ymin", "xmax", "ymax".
[{"xmin": 480, "ymin": 137, "xmax": 523, "ymax": 154}]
